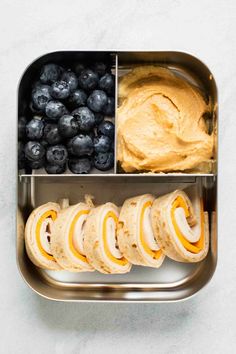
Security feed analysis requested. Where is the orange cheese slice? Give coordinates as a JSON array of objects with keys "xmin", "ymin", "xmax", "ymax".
[
  {"xmin": 36, "ymin": 210, "xmax": 57, "ymax": 261},
  {"xmin": 171, "ymin": 196, "xmax": 204, "ymax": 254}
]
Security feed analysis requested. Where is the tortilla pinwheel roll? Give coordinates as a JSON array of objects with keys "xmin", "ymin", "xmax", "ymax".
[
  {"xmin": 117, "ymin": 194, "xmax": 165, "ymax": 268},
  {"xmin": 84, "ymin": 203, "xmax": 131, "ymax": 274},
  {"xmin": 151, "ymin": 189, "xmax": 209, "ymax": 262},
  {"xmin": 25, "ymin": 202, "xmax": 61, "ymax": 270},
  {"xmin": 51, "ymin": 199, "xmax": 94, "ymax": 272}
]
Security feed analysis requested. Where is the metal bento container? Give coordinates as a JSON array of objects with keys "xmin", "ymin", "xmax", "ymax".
[{"xmin": 17, "ymin": 51, "xmax": 218, "ymax": 302}]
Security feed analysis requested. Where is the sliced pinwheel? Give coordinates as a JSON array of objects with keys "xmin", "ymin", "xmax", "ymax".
[
  {"xmin": 84, "ymin": 202, "xmax": 131, "ymax": 274},
  {"xmin": 51, "ymin": 200, "xmax": 94, "ymax": 272},
  {"xmin": 25, "ymin": 202, "xmax": 61, "ymax": 270},
  {"xmin": 151, "ymin": 188, "xmax": 209, "ymax": 262},
  {"xmin": 117, "ymin": 194, "xmax": 165, "ymax": 268}
]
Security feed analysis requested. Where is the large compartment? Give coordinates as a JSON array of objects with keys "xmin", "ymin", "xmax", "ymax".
[{"xmin": 17, "ymin": 174, "xmax": 217, "ymax": 301}]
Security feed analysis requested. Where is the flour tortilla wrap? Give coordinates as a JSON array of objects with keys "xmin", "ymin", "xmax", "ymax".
[
  {"xmin": 84, "ymin": 203, "xmax": 131, "ymax": 274},
  {"xmin": 151, "ymin": 189, "xmax": 209, "ymax": 262},
  {"xmin": 25, "ymin": 202, "xmax": 61, "ymax": 270},
  {"xmin": 117, "ymin": 194, "xmax": 165, "ymax": 268},
  {"xmin": 51, "ymin": 200, "xmax": 94, "ymax": 272}
]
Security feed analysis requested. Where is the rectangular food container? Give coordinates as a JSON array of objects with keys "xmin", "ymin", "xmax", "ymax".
[{"xmin": 17, "ymin": 51, "xmax": 218, "ymax": 302}]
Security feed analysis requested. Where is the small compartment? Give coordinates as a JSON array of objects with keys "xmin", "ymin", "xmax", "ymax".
[
  {"xmin": 116, "ymin": 52, "xmax": 217, "ymax": 175},
  {"xmin": 18, "ymin": 51, "xmax": 116, "ymax": 176}
]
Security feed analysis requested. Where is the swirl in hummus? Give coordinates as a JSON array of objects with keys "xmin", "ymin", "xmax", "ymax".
[{"xmin": 117, "ymin": 66, "xmax": 214, "ymax": 173}]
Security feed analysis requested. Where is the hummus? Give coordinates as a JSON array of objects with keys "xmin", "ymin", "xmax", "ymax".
[{"xmin": 117, "ymin": 66, "xmax": 214, "ymax": 173}]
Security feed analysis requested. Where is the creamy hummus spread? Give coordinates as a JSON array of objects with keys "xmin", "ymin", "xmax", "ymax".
[{"xmin": 117, "ymin": 66, "xmax": 214, "ymax": 173}]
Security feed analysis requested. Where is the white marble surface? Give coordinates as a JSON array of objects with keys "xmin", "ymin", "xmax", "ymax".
[{"xmin": 0, "ymin": 0, "xmax": 236, "ymax": 353}]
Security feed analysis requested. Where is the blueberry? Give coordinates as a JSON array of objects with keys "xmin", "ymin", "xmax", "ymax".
[
  {"xmin": 58, "ymin": 115, "xmax": 79, "ymax": 138},
  {"xmin": 32, "ymin": 80, "xmax": 43, "ymax": 90},
  {"xmin": 68, "ymin": 157, "xmax": 92, "ymax": 174},
  {"xmin": 72, "ymin": 107, "xmax": 95, "ymax": 132},
  {"xmin": 45, "ymin": 163, "xmax": 66, "ymax": 174},
  {"xmin": 61, "ymin": 70, "xmax": 78, "ymax": 92},
  {"xmin": 73, "ymin": 62, "xmax": 86, "ymax": 75},
  {"xmin": 45, "ymin": 100, "xmax": 67, "ymax": 120},
  {"xmin": 51, "ymin": 80, "xmax": 70, "ymax": 99},
  {"xmin": 29, "ymin": 101, "xmax": 43, "ymax": 114},
  {"xmin": 111, "ymin": 140, "xmax": 114, "ymax": 151},
  {"xmin": 26, "ymin": 118, "xmax": 44, "ymax": 140},
  {"xmin": 94, "ymin": 112, "xmax": 104, "ymax": 126},
  {"xmin": 103, "ymin": 96, "xmax": 115, "ymax": 116},
  {"xmin": 97, "ymin": 120, "xmax": 115, "ymax": 139},
  {"xmin": 40, "ymin": 139, "xmax": 49, "ymax": 148},
  {"xmin": 94, "ymin": 152, "xmax": 114, "ymax": 171},
  {"xmin": 67, "ymin": 89, "xmax": 87, "ymax": 109},
  {"xmin": 32, "ymin": 85, "xmax": 52, "ymax": 111},
  {"xmin": 67, "ymin": 138, "xmax": 74, "ymax": 156},
  {"xmin": 94, "ymin": 135, "xmax": 111, "ymax": 153},
  {"xmin": 87, "ymin": 130, "xmax": 95, "ymax": 141},
  {"xmin": 99, "ymin": 73, "xmax": 115, "ymax": 95},
  {"xmin": 46, "ymin": 145, "xmax": 68, "ymax": 166},
  {"xmin": 43, "ymin": 123, "xmax": 62, "ymax": 145},
  {"xmin": 18, "ymin": 141, "xmax": 25, "ymax": 169},
  {"xmin": 87, "ymin": 90, "xmax": 108, "ymax": 113},
  {"xmin": 18, "ymin": 116, "xmax": 27, "ymax": 140},
  {"xmin": 27, "ymin": 157, "xmax": 45, "ymax": 170},
  {"xmin": 91, "ymin": 62, "xmax": 110, "ymax": 77},
  {"xmin": 40, "ymin": 64, "xmax": 63, "ymax": 84},
  {"xmin": 78, "ymin": 69, "xmax": 99, "ymax": 91},
  {"xmin": 70, "ymin": 134, "xmax": 93, "ymax": 156},
  {"xmin": 24, "ymin": 141, "xmax": 45, "ymax": 161}
]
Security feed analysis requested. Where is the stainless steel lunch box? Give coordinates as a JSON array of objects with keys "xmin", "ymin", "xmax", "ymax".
[{"xmin": 17, "ymin": 51, "xmax": 217, "ymax": 302}]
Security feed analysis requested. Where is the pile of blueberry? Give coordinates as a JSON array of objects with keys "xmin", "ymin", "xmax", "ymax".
[{"xmin": 18, "ymin": 61, "xmax": 115, "ymax": 174}]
